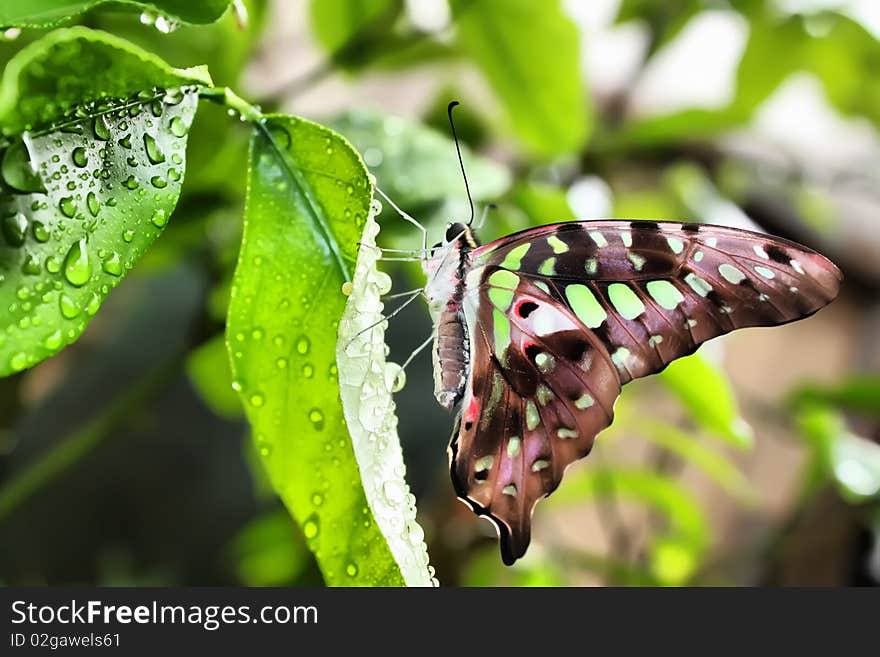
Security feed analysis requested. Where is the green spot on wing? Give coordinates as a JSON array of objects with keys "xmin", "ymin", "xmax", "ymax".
[
  {"xmin": 608, "ymin": 283, "xmax": 645, "ymax": 320},
  {"xmin": 646, "ymin": 280, "xmax": 685, "ymax": 310},
  {"xmin": 566, "ymin": 284, "xmax": 606, "ymax": 328},
  {"xmin": 500, "ymin": 242, "xmax": 530, "ymax": 270}
]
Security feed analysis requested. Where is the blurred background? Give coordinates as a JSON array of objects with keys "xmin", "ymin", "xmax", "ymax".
[{"xmin": 1, "ymin": 0, "xmax": 879, "ymax": 586}]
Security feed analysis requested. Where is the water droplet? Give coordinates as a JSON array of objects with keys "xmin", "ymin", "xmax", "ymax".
[
  {"xmin": 341, "ymin": 281, "xmax": 353, "ymax": 296},
  {"xmin": 257, "ymin": 438, "xmax": 273, "ymax": 457},
  {"xmin": 86, "ymin": 191, "xmax": 100, "ymax": 217},
  {"xmin": 63, "ymin": 239, "xmax": 91, "ymax": 286},
  {"xmin": 169, "ymin": 116, "xmax": 188, "ymax": 137},
  {"xmin": 251, "ymin": 328, "xmax": 264, "ymax": 340},
  {"xmin": 308, "ymin": 408, "xmax": 325, "ymax": 430},
  {"xmin": 151, "ymin": 209, "xmax": 168, "ymax": 227},
  {"xmin": 93, "ymin": 116, "xmax": 110, "ymax": 140},
  {"xmin": 276, "ymin": 357, "xmax": 288, "ymax": 370},
  {"xmin": 268, "ymin": 125, "xmax": 291, "ymax": 148},
  {"xmin": 44, "ymin": 329, "xmax": 62, "ymax": 350},
  {"xmin": 46, "ymin": 256, "xmax": 62, "ymax": 274},
  {"xmin": 84, "ymin": 291, "xmax": 101, "ymax": 316},
  {"xmin": 249, "ymin": 392, "xmax": 265, "ymax": 407},
  {"xmin": 102, "ymin": 252, "xmax": 122, "ymax": 276},
  {"xmin": 328, "ymin": 363, "xmax": 338, "ymax": 380},
  {"xmin": 2, "ymin": 140, "xmax": 45, "ymax": 193},
  {"xmin": 2, "ymin": 212, "xmax": 28, "ymax": 246},
  {"xmin": 303, "ymin": 514, "xmax": 320, "ymax": 539},
  {"xmin": 345, "ymin": 562, "xmax": 358, "ymax": 577},
  {"xmin": 311, "ymin": 493, "xmax": 324, "ymax": 506},
  {"xmin": 31, "ymin": 221, "xmax": 49, "ymax": 243},
  {"xmin": 150, "ymin": 100, "xmax": 164, "ymax": 117},
  {"xmin": 301, "ymin": 363, "xmax": 313, "ymax": 378},
  {"xmin": 122, "ymin": 229, "xmax": 135, "ymax": 242},
  {"xmin": 150, "ymin": 175, "xmax": 167, "ymax": 188},
  {"xmin": 72, "ymin": 147, "xmax": 87, "ymax": 167},
  {"xmin": 9, "ymin": 352, "xmax": 27, "ymax": 371},
  {"xmin": 118, "ymin": 134, "xmax": 132, "ymax": 149},
  {"xmin": 296, "ymin": 336, "xmax": 310, "ymax": 355},
  {"xmin": 143, "ymin": 133, "xmax": 165, "ymax": 164},
  {"xmin": 21, "ymin": 253, "xmax": 41, "ymax": 275}
]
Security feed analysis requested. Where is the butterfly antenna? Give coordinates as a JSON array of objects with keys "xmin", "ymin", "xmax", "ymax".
[{"xmin": 447, "ymin": 101, "xmax": 475, "ymax": 226}]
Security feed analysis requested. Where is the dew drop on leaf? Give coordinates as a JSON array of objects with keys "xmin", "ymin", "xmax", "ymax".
[
  {"xmin": 72, "ymin": 147, "xmax": 87, "ymax": 167},
  {"xmin": 150, "ymin": 209, "xmax": 167, "ymax": 227},
  {"xmin": 150, "ymin": 175, "xmax": 167, "ymax": 188},
  {"xmin": 102, "ymin": 252, "xmax": 122, "ymax": 276},
  {"xmin": 31, "ymin": 221, "xmax": 49, "ymax": 243},
  {"xmin": 143, "ymin": 133, "xmax": 165, "ymax": 164},
  {"xmin": 9, "ymin": 352, "xmax": 27, "ymax": 371},
  {"xmin": 86, "ymin": 191, "xmax": 99, "ymax": 217},
  {"xmin": 295, "ymin": 335, "xmax": 310, "ymax": 355},
  {"xmin": 3, "ymin": 213, "xmax": 28, "ymax": 246},
  {"xmin": 43, "ymin": 329, "xmax": 62, "ymax": 351},
  {"xmin": 122, "ymin": 229, "xmax": 135, "ymax": 242},
  {"xmin": 92, "ymin": 116, "xmax": 110, "ymax": 140},
  {"xmin": 303, "ymin": 514, "xmax": 320, "ymax": 540},
  {"xmin": 249, "ymin": 392, "xmax": 265, "ymax": 407},
  {"xmin": 311, "ymin": 493, "xmax": 324, "ymax": 507},
  {"xmin": 300, "ymin": 362, "xmax": 313, "ymax": 378},
  {"xmin": 169, "ymin": 116, "xmax": 188, "ymax": 137},
  {"xmin": 308, "ymin": 408, "xmax": 325, "ymax": 430},
  {"xmin": 63, "ymin": 239, "xmax": 91, "ymax": 287},
  {"xmin": 345, "ymin": 562, "xmax": 358, "ymax": 577}
]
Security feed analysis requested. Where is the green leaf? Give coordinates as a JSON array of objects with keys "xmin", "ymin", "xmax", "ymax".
[
  {"xmin": 336, "ymin": 209, "xmax": 434, "ymax": 586},
  {"xmin": 659, "ymin": 353, "xmax": 754, "ymax": 449},
  {"xmin": 0, "ymin": 29, "xmax": 206, "ymax": 377},
  {"xmin": 228, "ymin": 510, "xmax": 313, "ymax": 586},
  {"xmin": 450, "ymin": 0, "xmax": 589, "ymax": 156},
  {"xmin": 790, "ymin": 376, "xmax": 880, "ymax": 422},
  {"xmin": 309, "ymin": 0, "xmax": 400, "ymax": 57},
  {"xmin": 636, "ymin": 419, "xmax": 757, "ymax": 505},
  {"xmin": 329, "ymin": 108, "xmax": 510, "ymax": 210},
  {"xmin": 550, "ymin": 467, "xmax": 710, "ymax": 584},
  {"xmin": 185, "ymin": 335, "xmax": 242, "ymax": 418},
  {"xmin": 511, "ymin": 182, "xmax": 576, "ymax": 222},
  {"xmin": 0, "ymin": 1, "xmax": 232, "ymax": 28},
  {"xmin": 796, "ymin": 405, "xmax": 880, "ymax": 502},
  {"xmin": 227, "ymin": 114, "xmax": 404, "ymax": 586},
  {"xmin": 0, "ymin": 27, "xmax": 211, "ymax": 136}
]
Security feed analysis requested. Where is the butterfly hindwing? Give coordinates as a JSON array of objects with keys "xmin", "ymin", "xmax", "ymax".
[{"xmin": 452, "ymin": 274, "xmax": 621, "ymax": 564}]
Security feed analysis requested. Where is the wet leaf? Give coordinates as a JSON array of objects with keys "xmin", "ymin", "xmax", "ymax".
[
  {"xmin": 0, "ymin": 29, "xmax": 206, "ymax": 376},
  {"xmin": 337, "ymin": 207, "xmax": 434, "ymax": 587},
  {"xmin": 0, "ymin": 0, "xmax": 232, "ymax": 28},
  {"xmin": 227, "ymin": 114, "xmax": 404, "ymax": 586}
]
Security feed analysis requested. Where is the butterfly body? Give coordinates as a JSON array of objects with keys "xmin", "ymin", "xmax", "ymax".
[{"xmin": 423, "ymin": 218, "xmax": 841, "ymax": 565}]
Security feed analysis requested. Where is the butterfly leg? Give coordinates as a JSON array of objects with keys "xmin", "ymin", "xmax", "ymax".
[
  {"xmin": 396, "ymin": 331, "xmax": 436, "ymax": 374},
  {"xmin": 376, "ymin": 187, "xmax": 428, "ymax": 253},
  {"xmin": 344, "ymin": 287, "xmax": 425, "ymax": 347}
]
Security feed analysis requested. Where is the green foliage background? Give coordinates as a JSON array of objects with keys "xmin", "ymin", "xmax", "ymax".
[{"xmin": 0, "ymin": 0, "xmax": 878, "ymax": 587}]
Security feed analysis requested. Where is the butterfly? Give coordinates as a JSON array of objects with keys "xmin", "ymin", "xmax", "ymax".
[{"xmin": 418, "ymin": 216, "xmax": 841, "ymax": 565}]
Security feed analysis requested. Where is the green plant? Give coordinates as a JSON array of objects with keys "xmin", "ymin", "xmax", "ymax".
[{"xmin": 1, "ymin": 0, "xmax": 875, "ymax": 588}]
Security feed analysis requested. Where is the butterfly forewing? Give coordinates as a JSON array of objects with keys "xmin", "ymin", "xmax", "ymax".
[
  {"xmin": 449, "ymin": 220, "xmax": 841, "ymax": 563},
  {"xmin": 472, "ymin": 221, "xmax": 841, "ymax": 383}
]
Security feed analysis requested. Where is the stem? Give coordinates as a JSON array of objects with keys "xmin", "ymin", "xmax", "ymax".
[
  {"xmin": 0, "ymin": 358, "xmax": 180, "ymax": 521},
  {"xmin": 200, "ymin": 87, "xmax": 264, "ymax": 123}
]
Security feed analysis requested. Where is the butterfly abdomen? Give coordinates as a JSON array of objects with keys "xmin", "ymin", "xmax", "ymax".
[{"xmin": 432, "ymin": 307, "xmax": 470, "ymax": 411}]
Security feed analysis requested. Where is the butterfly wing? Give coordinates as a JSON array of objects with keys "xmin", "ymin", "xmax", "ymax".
[
  {"xmin": 452, "ymin": 274, "xmax": 622, "ymax": 564},
  {"xmin": 472, "ymin": 220, "xmax": 842, "ymax": 383},
  {"xmin": 452, "ymin": 220, "xmax": 841, "ymax": 563}
]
